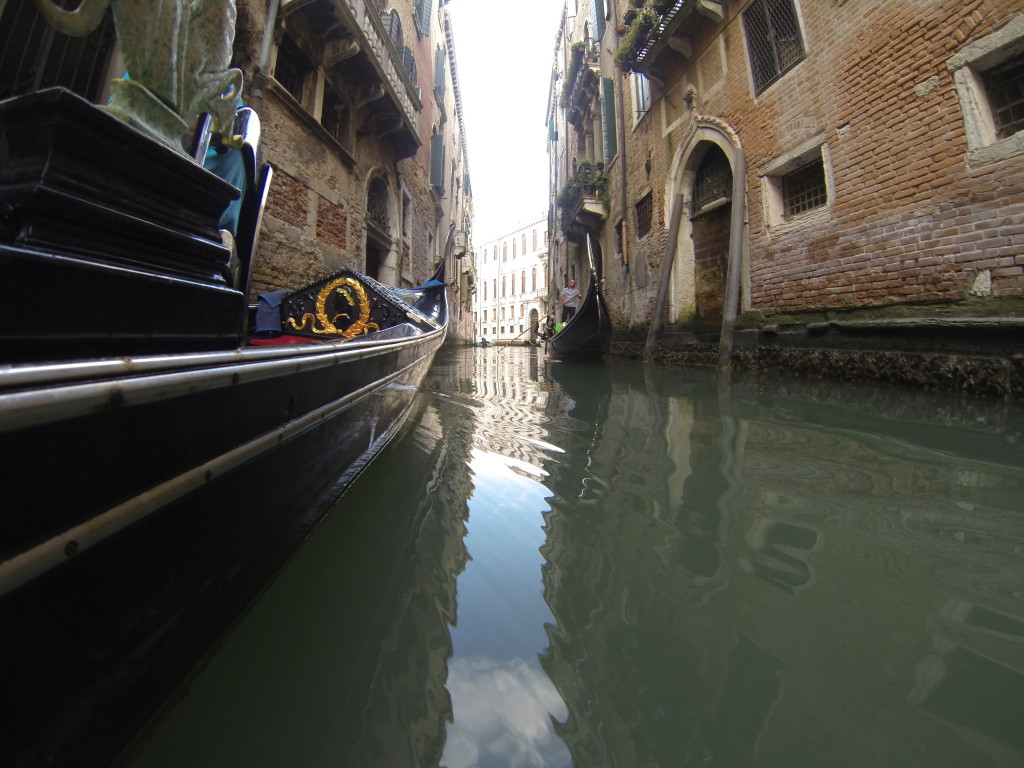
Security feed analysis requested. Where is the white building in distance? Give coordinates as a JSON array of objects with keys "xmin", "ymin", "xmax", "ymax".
[{"xmin": 473, "ymin": 217, "xmax": 549, "ymax": 344}]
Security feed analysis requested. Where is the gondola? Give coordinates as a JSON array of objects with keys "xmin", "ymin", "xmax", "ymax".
[
  {"xmin": 0, "ymin": 87, "xmax": 448, "ymax": 768},
  {"xmin": 548, "ymin": 271, "xmax": 612, "ymax": 359}
]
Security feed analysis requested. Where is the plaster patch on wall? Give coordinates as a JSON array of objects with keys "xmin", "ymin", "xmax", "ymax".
[
  {"xmin": 914, "ymin": 76, "xmax": 940, "ymax": 98},
  {"xmin": 968, "ymin": 269, "xmax": 992, "ymax": 298}
]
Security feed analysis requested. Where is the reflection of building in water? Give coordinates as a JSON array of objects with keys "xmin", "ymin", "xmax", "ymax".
[
  {"xmin": 346, "ymin": 376, "xmax": 476, "ymax": 766},
  {"xmin": 538, "ymin": 363, "xmax": 1024, "ymax": 767},
  {"xmin": 464, "ymin": 347, "xmax": 555, "ymax": 468}
]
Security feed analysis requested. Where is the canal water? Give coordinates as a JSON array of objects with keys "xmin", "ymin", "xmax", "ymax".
[{"xmin": 120, "ymin": 345, "xmax": 1024, "ymax": 768}]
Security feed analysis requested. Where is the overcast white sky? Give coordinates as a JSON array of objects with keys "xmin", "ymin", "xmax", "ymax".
[{"xmin": 446, "ymin": 0, "xmax": 565, "ymax": 244}]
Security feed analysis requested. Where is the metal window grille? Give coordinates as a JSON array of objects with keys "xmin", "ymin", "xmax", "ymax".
[
  {"xmin": 275, "ymin": 36, "xmax": 310, "ymax": 104},
  {"xmin": 692, "ymin": 147, "xmax": 732, "ymax": 213},
  {"xmin": 782, "ymin": 158, "xmax": 827, "ymax": 217},
  {"xmin": 636, "ymin": 192, "xmax": 653, "ymax": 238},
  {"xmin": 367, "ymin": 177, "xmax": 390, "ymax": 232},
  {"xmin": 0, "ymin": 0, "xmax": 115, "ymax": 101},
  {"xmin": 743, "ymin": 0, "xmax": 805, "ymax": 95},
  {"xmin": 984, "ymin": 52, "xmax": 1024, "ymax": 140},
  {"xmin": 321, "ymin": 91, "xmax": 347, "ymax": 145}
]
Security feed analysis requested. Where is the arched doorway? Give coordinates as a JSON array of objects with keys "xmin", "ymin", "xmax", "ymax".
[
  {"xmin": 365, "ymin": 175, "xmax": 398, "ymax": 284},
  {"xmin": 666, "ymin": 121, "xmax": 744, "ymax": 339}
]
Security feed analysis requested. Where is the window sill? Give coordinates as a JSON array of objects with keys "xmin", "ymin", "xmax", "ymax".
[
  {"xmin": 766, "ymin": 204, "xmax": 832, "ymax": 237},
  {"xmin": 966, "ymin": 131, "xmax": 1024, "ymax": 169}
]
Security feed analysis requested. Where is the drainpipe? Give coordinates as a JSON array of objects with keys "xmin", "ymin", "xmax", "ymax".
[
  {"xmin": 717, "ymin": 147, "xmax": 745, "ymax": 371},
  {"xmin": 644, "ymin": 191, "xmax": 685, "ymax": 357},
  {"xmin": 249, "ymin": 0, "xmax": 282, "ymax": 113}
]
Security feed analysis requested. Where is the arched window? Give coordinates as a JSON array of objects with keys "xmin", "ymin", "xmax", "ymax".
[
  {"xmin": 522, "ymin": 233, "xmax": 527, "ymax": 255},
  {"xmin": 532, "ymin": 268, "xmax": 537, "ymax": 291},
  {"xmin": 511, "ymin": 274, "xmax": 515, "ymax": 295},
  {"xmin": 483, "ymin": 282, "xmax": 487, "ymax": 301},
  {"xmin": 502, "ymin": 276, "xmax": 506, "ymax": 297},
  {"xmin": 521, "ymin": 271, "xmax": 526, "ymax": 293},
  {"xmin": 502, "ymin": 244, "xmax": 507, "ymax": 261}
]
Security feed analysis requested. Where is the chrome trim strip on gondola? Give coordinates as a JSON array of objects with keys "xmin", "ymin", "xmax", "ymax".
[
  {"xmin": 0, "ymin": 327, "xmax": 445, "ymax": 434},
  {"xmin": 0, "ymin": 344, "xmax": 438, "ymax": 599}
]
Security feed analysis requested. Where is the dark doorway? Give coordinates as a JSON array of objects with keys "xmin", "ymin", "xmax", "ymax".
[{"xmin": 690, "ymin": 144, "xmax": 732, "ymax": 335}]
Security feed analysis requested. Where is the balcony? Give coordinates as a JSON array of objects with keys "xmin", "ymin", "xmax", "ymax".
[
  {"xmin": 615, "ymin": 0, "xmax": 723, "ymax": 77},
  {"xmin": 281, "ymin": 0, "xmax": 423, "ymax": 157},
  {"xmin": 563, "ymin": 42, "xmax": 601, "ymax": 129},
  {"xmin": 557, "ymin": 160, "xmax": 607, "ymax": 240}
]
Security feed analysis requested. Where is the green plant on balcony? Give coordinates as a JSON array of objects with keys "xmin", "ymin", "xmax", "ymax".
[
  {"xmin": 557, "ymin": 159, "xmax": 608, "ymax": 213},
  {"xmin": 614, "ymin": 0, "xmax": 675, "ymax": 74},
  {"xmin": 561, "ymin": 41, "xmax": 587, "ymax": 104}
]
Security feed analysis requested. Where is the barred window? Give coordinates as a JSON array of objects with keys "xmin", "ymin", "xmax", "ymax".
[
  {"xmin": 636, "ymin": 192, "xmax": 654, "ymax": 238},
  {"xmin": 743, "ymin": 0, "xmax": 805, "ymax": 95},
  {"xmin": 984, "ymin": 52, "xmax": 1024, "ymax": 140},
  {"xmin": 321, "ymin": 90, "xmax": 348, "ymax": 146},
  {"xmin": 275, "ymin": 35, "xmax": 312, "ymax": 105},
  {"xmin": 367, "ymin": 177, "xmax": 390, "ymax": 232},
  {"xmin": 782, "ymin": 158, "xmax": 827, "ymax": 217}
]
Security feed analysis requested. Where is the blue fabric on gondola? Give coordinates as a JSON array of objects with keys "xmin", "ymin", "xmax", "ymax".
[
  {"xmin": 255, "ymin": 290, "xmax": 290, "ymax": 333},
  {"xmin": 204, "ymin": 147, "xmax": 246, "ymax": 234},
  {"xmin": 417, "ymin": 279, "xmax": 445, "ymax": 288}
]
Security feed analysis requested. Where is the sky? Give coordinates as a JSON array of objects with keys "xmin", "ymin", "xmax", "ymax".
[{"xmin": 445, "ymin": 0, "xmax": 566, "ymax": 244}]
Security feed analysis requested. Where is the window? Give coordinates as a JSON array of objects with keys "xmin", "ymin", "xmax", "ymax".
[
  {"xmin": 985, "ymin": 53, "xmax": 1024, "ymax": 139},
  {"xmin": 532, "ymin": 268, "xmax": 537, "ymax": 291},
  {"xmin": 522, "ymin": 233, "xmax": 527, "ymax": 255},
  {"xmin": 743, "ymin": 0, "xmax": 805, "ymax": 95},
  {"xmin": 948, "ymin": 17, "xmax": 1024, "ymax": 167},
  {"xmin": 521, "ymin": 271, "xmax": 526, "ymax": 293},
  {"xmin": 782, "ymin": 158, "xmax": 827, "ymax": 217},
  {"xmin": 760, "ymin": 136, "xmax": 832, "ymax": 227},
  {"xmin": 512, "ymin": 240, "xmax": 517, "ymax": 258},
  {"xmin": 533, "ymin": 229, "xmax": 538, "ymax": 250},
  {"xmin": 632, "ymin": 73, "xmax": 651, "ymax": 119},
  {"xmin": 502, "ymin": 244, "xmax": 507, "ymax": 261},
  {"xmin": 511, "ymin": 274, "xmax": 515, "ymax": 295},
  {"xmin": 502, "ymin": 276, "xmax": 506, "ymax": 297},
  {"xmin": 483, "ymin": 283, "xmax": 487, "ymax": 301},
  {"xmin": 274, "ymin": 34, "xmax": 313, "ymax": 105},
  {"xmin": 635, "ymin": 191, "xmax": 653, "ymax": 238},
  {"xmin": 321, "ymin": 89, "xmax": 349, "ymax": 146}
]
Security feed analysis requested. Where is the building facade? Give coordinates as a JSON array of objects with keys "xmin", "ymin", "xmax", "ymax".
[
  {"xmin": 473, "ymin": 218, "xmax": 550, "ymax": 344},
  {"xmin": 550, "ymin": 0, "xmax": 1024, "ymax": 394},
  {"xmin": 0, "ymin": 0, "xmax": 476, "ymax": 340}
]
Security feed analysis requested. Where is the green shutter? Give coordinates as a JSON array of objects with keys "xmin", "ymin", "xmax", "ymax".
[
  {"xmin": 434, "ymin": 47, "xmax": 446, "ymax": 93},
  {"xmin": 416, "ymin": 0, "xmax": 433, "ymax": 36},
  {"xmin": 602, "ymin": 78, "xmax": 617, "ymax": 162}
]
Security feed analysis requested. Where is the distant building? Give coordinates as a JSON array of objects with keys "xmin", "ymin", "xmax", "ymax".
[{"xmin": 473, "ymin": 218, "xmax": 549, "ymax": 344}]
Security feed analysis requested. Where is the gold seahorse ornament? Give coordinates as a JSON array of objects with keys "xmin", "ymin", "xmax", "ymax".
[{"xmin": 286, "ymin": 277, "xmax": 380, "ymax": 339}]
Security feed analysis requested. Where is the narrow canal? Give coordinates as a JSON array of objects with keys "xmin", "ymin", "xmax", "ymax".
[{"xmin": 120, "ymin": 345, "xmax": 1024, "ymax": 768}]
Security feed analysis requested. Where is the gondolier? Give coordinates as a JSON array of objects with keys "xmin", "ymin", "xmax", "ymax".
[{"xmin": 560, "ymin": 279, "xmax": 582, "ymax": 322}]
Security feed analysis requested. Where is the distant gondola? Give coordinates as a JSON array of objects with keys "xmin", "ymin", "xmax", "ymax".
[{"xmin": 548, "ymin": 271, "xmax": 612, "ymax": 359}]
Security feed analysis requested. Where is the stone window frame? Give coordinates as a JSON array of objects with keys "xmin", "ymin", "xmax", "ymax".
[
  {"xmin": 947, "ymin": 14, "xmax": 1024, "ymax": 169},
  {"xmin": 759, "ymin": 133, "xmax": 834, "ymax": 234}
]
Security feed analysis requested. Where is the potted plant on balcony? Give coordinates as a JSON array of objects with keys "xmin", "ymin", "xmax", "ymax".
[{"xmin": 614, "ymin": 0, "xmax": 674, "ymax": 74}]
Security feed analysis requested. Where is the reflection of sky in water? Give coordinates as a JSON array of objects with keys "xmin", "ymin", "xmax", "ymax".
[{"xmin": 442, "ymin": 448, "xmax": 570, "ymax": 768}]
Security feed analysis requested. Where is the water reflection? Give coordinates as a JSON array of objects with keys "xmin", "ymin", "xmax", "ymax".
[
  {"xmin": 539, "ymin": 359, "xmax": 1024, "ymax": 768},
  {"xmin": 119, "ymin": 347, "xmax": 1024, "ymax": 768}
]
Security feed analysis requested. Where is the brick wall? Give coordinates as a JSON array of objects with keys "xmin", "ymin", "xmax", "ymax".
[{"xmin": 601, "ymin": 0, "xmax": 1024, "ymax": 330}]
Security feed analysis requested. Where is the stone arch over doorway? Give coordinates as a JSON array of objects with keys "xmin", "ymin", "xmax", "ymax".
[
  {"xmin": 364, "ymin": 171, "xmax": 398, "ymax": 285},
  {"xmin": 665, "ymin": 120, "xmax": 744, "ymax": 336}
]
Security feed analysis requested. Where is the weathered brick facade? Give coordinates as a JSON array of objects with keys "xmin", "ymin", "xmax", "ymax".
[
  {"xmin": 551, "ymin": 0, "xmax": 1024, "ymax": 394},
  {"xmin": 234, "ymin": 0, "xmax": 474, "ymax": 338}
]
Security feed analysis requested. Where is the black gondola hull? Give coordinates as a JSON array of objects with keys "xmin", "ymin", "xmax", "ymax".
[{"xmin": 549, "ymin": 274, "xmax": 612, "ymax": 359}]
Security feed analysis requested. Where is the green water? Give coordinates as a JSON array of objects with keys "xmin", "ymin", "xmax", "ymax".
[{"xmin": 120, "ymin": 345, "xmax": 1024, "ymax": 768}]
